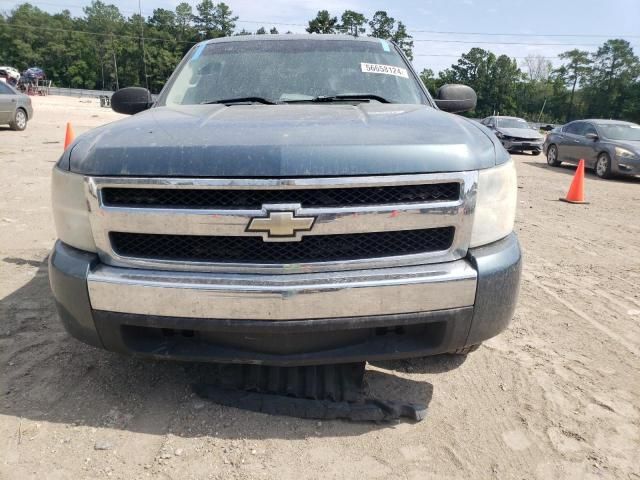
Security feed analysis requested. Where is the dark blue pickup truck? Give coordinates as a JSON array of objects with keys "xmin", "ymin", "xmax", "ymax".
[{"xmin": 49, "ymin": 35, "xmax": 521, "ymax": 366}]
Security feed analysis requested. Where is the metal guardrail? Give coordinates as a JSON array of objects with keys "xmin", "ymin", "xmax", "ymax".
[
  {"xmin": 47, "ymin": 87, "xmax": 158, "ymax": 106},
  {"xmin": 48, "ymin": 87, "xmax": 115, "ymax": 98}
]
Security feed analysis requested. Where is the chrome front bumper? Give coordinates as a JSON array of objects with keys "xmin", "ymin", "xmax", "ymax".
[
  {"xmin": 50, "ymin": 234, "xmax": 521, "ymax": 364},
  {"xmin": 87, "ymin": 260, "xmax": 477, "ymax": 320},
  {"xmin": 502, "ymin": 139, "xmax": 543, "ymax": 150}
]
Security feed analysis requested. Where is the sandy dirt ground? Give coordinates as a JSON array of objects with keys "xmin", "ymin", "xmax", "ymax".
[{"xmin": 0, "ymin": 95, "xmax": 639, "ymax": 480}]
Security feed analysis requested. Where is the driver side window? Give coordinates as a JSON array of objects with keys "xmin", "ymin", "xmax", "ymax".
[
  {"xmin": 583, "ymin": 124, "xmax": 597, "ymax": 136},
  {"xmin": 564, "ymin": 122, "xmax": 583, "ymax": 135}
]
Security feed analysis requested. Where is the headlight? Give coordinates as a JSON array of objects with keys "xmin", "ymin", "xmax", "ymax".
[
  {"xmin": 615, "ymin": 147, "xmax": 637, "ymax": 159},
  {"xmin": 51, "ymin": 167, "xmax": 97, "ymax": 252},
  {"xmin": 470, "ymin": 160, "xmax": 517, "ymax": 248}
]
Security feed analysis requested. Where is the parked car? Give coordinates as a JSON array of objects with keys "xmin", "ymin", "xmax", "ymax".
[
  {"xmin": 481, "ymin": 115, "xmax": 545, "ymax": 155},
  {"xmin": 0, "ymin": 81, "xmax": 33, "ymax": 130},
  {"xmin": 543, "ymin": 119, "xmax": 640, "ymax": 179},
  {"xmin": 49, "ymin": 35, "xmax": 521, "ymax": 368},
  {"xmin": 0, "ymin": 66, "xmax": 20, "ymax": 86},
  {"xmin": 23, "ymin": 67, "xmax": 45, "ymax": 81}
]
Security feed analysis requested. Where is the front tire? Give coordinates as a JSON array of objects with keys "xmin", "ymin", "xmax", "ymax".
[
  {"xmin": 546, "ymin": 144, "xmax": 560, "ymax": 166},
  {"xmin": 595, "ymin": 152, "xmax": 612, "ymax": 179},
  {"xmin": 531, "ymin": 150, "xmax": 541, "ymax": 156},
  {"xmin": 10, "ymin": 108, "xmax": 27, "ymax": 131}
]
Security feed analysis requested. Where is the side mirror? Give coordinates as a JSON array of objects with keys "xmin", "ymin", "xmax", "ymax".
[
  {"xmin": 585, "ymin": 132, "xmax": 599, "ymax": 141},
  {"xmin": 434, "ymin": 84, "xmax": 477, "ymax": 113},
  {"xmin": 111, "ymin": 87, "xmax": 153, "ymax": 115}
]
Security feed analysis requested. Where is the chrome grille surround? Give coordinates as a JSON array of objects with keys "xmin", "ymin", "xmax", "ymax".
[{"xmin": 85, "ymin": 172, "xmax": 478, "ymax": 274}]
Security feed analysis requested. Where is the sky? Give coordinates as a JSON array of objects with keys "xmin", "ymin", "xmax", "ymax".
[{"xmin": 2, "ymin": 0, "xmax": 640, "ymax": 73}]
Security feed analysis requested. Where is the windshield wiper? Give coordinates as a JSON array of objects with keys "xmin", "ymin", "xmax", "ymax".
[
  {"xmin": 284, "ymin": 94, "xmax": 391, "ymax": 104},
  {"xmin": 201, "ymin": 96, "xmax": 276, "ymax": 105}
]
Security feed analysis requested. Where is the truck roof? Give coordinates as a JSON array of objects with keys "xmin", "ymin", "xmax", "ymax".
[{"xmin": 197, "ymin": 34, "xmax": 386, "ymax": 47}]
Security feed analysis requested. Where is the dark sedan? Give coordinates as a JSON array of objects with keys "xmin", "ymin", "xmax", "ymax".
[
  {"xmin": 0, "ymin": 81, "xmax": 33, "ymax": 130},
  {"xmin": 543, "ymin": 119, "xmax": 640, "ymax": 179},
  {"xmin": 481, "ymin": 115, "xmax": 545, "ymax": 155}
]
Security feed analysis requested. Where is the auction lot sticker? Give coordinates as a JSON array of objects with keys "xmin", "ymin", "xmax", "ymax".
[{"xmin": 361, "ymin": 63, "xmax": 409, "ymax": 78}]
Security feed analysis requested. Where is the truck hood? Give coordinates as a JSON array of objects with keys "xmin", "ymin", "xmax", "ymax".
[
  {"xmin": 67, "ymin": 103, "xmax": 501, "ymax": 177},
  {"xmin": 497, "ymin": 127, "xmax": 543, "ymax": 140}
]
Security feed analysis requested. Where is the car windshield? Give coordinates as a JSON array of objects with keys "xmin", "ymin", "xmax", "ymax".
[
  {"xmin": 498, "ymin": 118, "xmax": 530, "ymax": 129},
  {"xmin": 161, "ymin": 39, "xmax": 427, "ymax": 106},
  {"xmin": 597, "ymin": 123, "xmax": 640, "ymax": 141}
]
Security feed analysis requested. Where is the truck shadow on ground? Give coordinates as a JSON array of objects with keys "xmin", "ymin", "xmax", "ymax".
[
  {"xmin": 523, "ymin": 161, "xmax": 640, "ymax": 184},
  {"xmin": 0, "ymin": 258, "xmax": 461, "ymax": 439}
]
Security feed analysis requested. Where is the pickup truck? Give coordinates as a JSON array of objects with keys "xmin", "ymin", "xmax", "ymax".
[{"xmin": 49, "ymin": 35, "xmax": 521, "ymax": 366}]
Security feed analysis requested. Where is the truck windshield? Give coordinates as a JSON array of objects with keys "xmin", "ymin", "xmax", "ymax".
[{"xmin": 161, "ymin": 39, "xmax": 428, "ymax": 106}]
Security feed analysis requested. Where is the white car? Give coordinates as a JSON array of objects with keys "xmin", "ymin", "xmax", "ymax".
[{"xmin": 0, "ymin": 66, "xmax": 21, "ymax": 84}]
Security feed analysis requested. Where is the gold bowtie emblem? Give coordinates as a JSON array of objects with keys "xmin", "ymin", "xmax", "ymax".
[{"xmin": 247, "ymin": 210, "xmax": 315, "ymax": 240}]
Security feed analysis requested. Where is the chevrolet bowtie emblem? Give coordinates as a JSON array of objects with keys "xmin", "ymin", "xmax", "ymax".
[{"xmin": 246, "ymin": 209, "xmax": 316, "ymax": 241}]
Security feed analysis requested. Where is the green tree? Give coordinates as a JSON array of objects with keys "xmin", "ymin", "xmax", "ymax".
[
  {"xmin": 306, "ymin": 10, "xmax": 338, "ymax": 34},
  {"xmin": 175, "ymin": 2, "xmax": 194, "ymax": 41},
  {"xmin": 214, "ymin": 2, "xmax": 237, "ymax": 37},
  {"xmin": 149, "ymin": 8, "xmax": 176, "ymax": 30},
  {"xmin": 439, "ymin": 48, "xmax": 522, "ymax": 117},
  {"xmin": 488, "ymin": 55, "xmax": 522, "ymax": 115},
  {"xmin": 544, "ymin": 71, "xmax": 571, "ymax": 122},
  {"xmin": 624, "ymin": 81, "xmax": 640, "ymax": 122},
  {"xmin": 339, "ymin": 10, "xmax": 367, "ymax": 37},
  {"xmin": 269, "ymin": 27, "xmax": 278, "ymax": 34},
  {"xmin": 368, "ymin": 12, "xmax": 413, "ymax": 60},
  {"xmin": 194, "ymin": 0, "xmax": 236, "ymax": 39},
  {"xmin": 583, "ymin": 39, "xmax": 640, "ymax": 118},
  {"xmin": 83, "ymin": 0, "xmax": 125, "ymax": 90},
  {"xmin": 557, "ymin": 49, "xmax": 591, "ymax": 120},
  {"xmin": 194, "ymin": 0, "xmax": 216, "ymax": 38},
  {"xmin": 368, "ymin": 11, "xmax": 395, "ymax": 38},
  {"xmin": 256, "ymin": 26, "xmax": 266, "ymax": 35},
  {"xmin": 391, "ymin": 21, "xmax": 413, "ymax": 60},
  {"xmin": 419, "ymin": 68, "xmax": 440, "ymax": 94}
]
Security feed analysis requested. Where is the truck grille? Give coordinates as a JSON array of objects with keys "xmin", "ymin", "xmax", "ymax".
[
  {"xmin": 87, "ymin": 173, "xmax": 477, "ymax": 273},
  {"xmin": 110, "ymin": 228, "xmax": 455, "ymax": 264},
  {"xmin": 101, "ymin": 183, "xmax": 460, "ymax": 209}
]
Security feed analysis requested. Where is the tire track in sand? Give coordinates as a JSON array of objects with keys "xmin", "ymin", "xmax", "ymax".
[{"xmin": 523, "ymin": 272, "xmax": 639, "ymax": 357}]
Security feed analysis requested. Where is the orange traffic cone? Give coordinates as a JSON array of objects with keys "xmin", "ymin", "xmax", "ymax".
[
  {"xmin": 559, "ymin": 159, "xmax": 589, "ymax": 204},
  {"xmin": 64, "ymin": 122, "xmax": 75, "ymax": 150}
]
